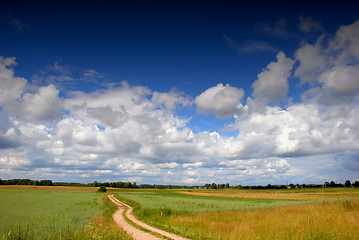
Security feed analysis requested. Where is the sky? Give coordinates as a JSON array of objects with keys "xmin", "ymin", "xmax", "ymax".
[{"xmin": 1, "ymin": 0, "xmax": 359, "ymax": 185}]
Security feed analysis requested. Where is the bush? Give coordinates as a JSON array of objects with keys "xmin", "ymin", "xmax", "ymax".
[{"xmin": 97, "ymin": 186, "xmax": 107, "ymax": 192}]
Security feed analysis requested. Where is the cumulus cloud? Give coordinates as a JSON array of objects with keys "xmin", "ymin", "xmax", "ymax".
[
  {"xmin": 0, "ymin": 57, "xmax": 27, "ymax": 106},
  {"xmin": 152, "ymin": 89, "xmax": 192, "ymax": 110},
  {"xmin": 319, "ymin": 65, "xmax": 359, "ymax": 95},
  {"xmin": 195, "ymin": 83, "xmax": 244, "ymax": 119},
  {"xmin": 295, "ymin": 19, "xmax": 359, "ymax": 99},
  {"xmin": 251, "ymin": 51, "xmax": 294, "ymax": 109},
  {"xmin": 12, "ymin": 84, "xmax": 63, "ymax": 121},
  {"xmin": 0, "ymin": 57, "xmax": 62, "ymax": 121},
  {"xmin": 1, "ymin": 19, "xmax": 359, "ymax": 185}
]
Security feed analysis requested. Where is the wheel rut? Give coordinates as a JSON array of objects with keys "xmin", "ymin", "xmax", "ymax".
[{"xmin": 108, "ymin": 194, "xmax": 191, "ymax": 240}]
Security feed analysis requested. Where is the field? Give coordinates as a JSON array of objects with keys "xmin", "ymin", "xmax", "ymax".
[
  {"xmin": 113, "ymin": 188, "xmax": 359, "ymax": 240},
  {"xmin": 1, "ymin": 186, "xmax": 358, "ymax": 240},
  {"xmin": 0, "ymin": 186, "xmax": 132, "ymax": 240}
]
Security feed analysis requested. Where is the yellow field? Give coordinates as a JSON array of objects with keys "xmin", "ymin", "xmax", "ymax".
[
  {"xmin": 182, "ymin": 188, "xmax": 359, "ymax": 200},
  {"xmin": 170, "ymin": 200, "xmax": 359, "ymax": 240}
]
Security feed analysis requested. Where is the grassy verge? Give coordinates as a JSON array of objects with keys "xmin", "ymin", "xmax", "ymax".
[{"xmin": 75, "ymin": 193, "xmax": 133, "ymax": 240}]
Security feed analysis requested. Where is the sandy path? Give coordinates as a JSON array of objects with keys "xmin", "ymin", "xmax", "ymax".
[{"xmin": 108, "ymin": 194, "xmax": 191, "ymax": 240}]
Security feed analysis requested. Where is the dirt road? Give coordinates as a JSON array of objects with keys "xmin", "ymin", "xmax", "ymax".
[{"xmin": 108, "ymin": 194, "xmax": 191, "ymax": 240}]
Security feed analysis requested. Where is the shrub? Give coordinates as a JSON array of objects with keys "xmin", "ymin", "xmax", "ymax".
[{"xmin": 97, "ymin": 186, "xmax": 107, "ymax": 192}]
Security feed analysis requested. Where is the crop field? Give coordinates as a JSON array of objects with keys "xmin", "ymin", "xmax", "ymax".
[
  {"xmin": 113, "ymin": 188, "xmax": 359, "ymax": 240},
  {"xmin": 0, "ymin": 186, "xmax": 131, "ymax": 240}
]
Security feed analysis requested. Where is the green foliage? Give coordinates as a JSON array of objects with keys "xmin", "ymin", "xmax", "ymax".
[{"xmin": 97, "ymin": 186, "xmax": 107, "ymax": 192}]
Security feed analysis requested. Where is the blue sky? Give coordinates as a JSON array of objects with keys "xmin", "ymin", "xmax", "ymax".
[{"xmin": 1, "ymin": 0, "xmax": 359, "ymax": 185}]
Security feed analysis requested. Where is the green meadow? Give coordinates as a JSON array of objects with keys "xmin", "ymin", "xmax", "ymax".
[
  {"xmin": 114, "ymin": 190, "xmax": 305, "ymax": 213},
  {"xmin": 0, "ymin": 188, "xmax": 131, "ymax": 239}
]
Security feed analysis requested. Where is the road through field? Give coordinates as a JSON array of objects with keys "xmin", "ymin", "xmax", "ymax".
[{"xmin": 108, "ymin": 194, "xmax": 190, "ymax": 240}]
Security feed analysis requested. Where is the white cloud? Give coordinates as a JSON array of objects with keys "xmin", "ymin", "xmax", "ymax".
[
  {"xmin": 319, "ymin": 65, "xmax": 359, "ymax": 95},
  {"xmin": 251, "ymin": 51, "xmax": 294, "ymax": 109},
  {"xmin": 0, "ymin": 57, "xmax": 62, "ymax": 121},
  {"xmin": 152, "ymin": 89, "xmax": 192, "ymax": 110},
  {"xmin": 195, "ymin": 83, "xmax": 244, "ymax": 119},
  {"xmin": 13, "ymin": 84, "xmax": 63, "ymax": 121},
  {"xmin": 295, "ymin": 19, "xmax": 359, "ymax": 98},
  {"xmin": 0, "ymin": 57, "xmax": 27, "ymax": 106},
  {"xmin": 1, "ymin": 19, "xmax": 359, "ymax": 185}
]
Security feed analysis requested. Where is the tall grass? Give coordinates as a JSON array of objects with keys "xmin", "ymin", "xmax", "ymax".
[
  {"xmin": 166, "ymin": 200, "xmax": 359, "ymax": 240},
  {"xmin": 73, "ymin": 193, "xmax": 133, "ymax": 240}
]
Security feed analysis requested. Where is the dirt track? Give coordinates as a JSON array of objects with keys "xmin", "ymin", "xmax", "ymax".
[{"xmin": 108, "ymin": 194, "xmax": 190, "ymax": 240}]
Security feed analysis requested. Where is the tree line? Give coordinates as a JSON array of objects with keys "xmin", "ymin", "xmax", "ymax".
[
  {"xmin": 0, "ymin": 178, "xmax": 54, "ymax": 186},
  {"xmin": 1, "ymin": 178, "xmax": 358, "ymax": 189}
]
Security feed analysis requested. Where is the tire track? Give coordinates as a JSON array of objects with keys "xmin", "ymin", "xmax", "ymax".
[{"xmin": 108, "ymin": 194, "xmax": 191, "ymax": 240}]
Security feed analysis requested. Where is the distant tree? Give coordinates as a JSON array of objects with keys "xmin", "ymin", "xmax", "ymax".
[
  {"xmin": 91, "ymin": 181, "xmax": 99, "ymax": 187},
  {"xmin": 211, "ymin": 183, "xmax": 217, "ymax": 189},
  {"xmin": 353, "ymin": 181, "xmax": 359, "ymax": 187},
  {"xmin": 329, "ymin": 181, "xmax": 336, "ymax": 187},
  {"xmin": 125, "ymin": 182, "xmax": 133, "ymax": 188},
  {"xmin": 225, "ymin": 183, "xmax": 230, "ymax": 189},
  {"xmin": 345, "ymin": 180, "xmax": 352, "ymax": 187},
  {"xmin": 39, "ymin": 180, "xmax": 53, "ymax": 186}
]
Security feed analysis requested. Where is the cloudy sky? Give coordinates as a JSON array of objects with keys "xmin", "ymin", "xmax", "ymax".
[{"xmin": 1, "ymin": 1, "xmax": 359, "ymax": 185}]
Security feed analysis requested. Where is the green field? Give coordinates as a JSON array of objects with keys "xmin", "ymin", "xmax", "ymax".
[
  {"xmin": 0, "ymin": 187, "xmax": 132, "ymax": 240},
  {"xmin": 0, "ymin": 189, "xmax": 102, "ymax": 238},
  {"xmin": 114, "ymin": 190, "xmax": 306, "ymax": 213},
  {"xmin": 113, "ymin": 188, "xmax": 359, "ymax": 240}
]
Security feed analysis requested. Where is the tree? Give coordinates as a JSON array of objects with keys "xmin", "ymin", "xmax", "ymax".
[
  {"xmin": 39, "ymin": 180, "xmax": 53, "ymax": 186},
  {"xmin": 353, "ymin": 181, "xmax": 359, "ymax": 187},
  {"xmin": 92, "ymin": 181, "xmax": 99, "ymax": 187},
  {"xmin": 345, "ymin": 180, "xmax": 351, "ymax": 187}
]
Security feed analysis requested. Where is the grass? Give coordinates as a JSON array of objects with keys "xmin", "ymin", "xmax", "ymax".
[
  {"xmin": 113, "ymin": 188, "xmax": 359, "ymax": 240},
  {"xmin": 168, "ymin": 200, "xmax": 359, "ymax": 240},
  {"xmin": 114, "ymin": 191, "xmax": 305, "ymax": 213},
  {"xmin": 0, "ymin": 187, "xmax": 132, "ymax": 240}
]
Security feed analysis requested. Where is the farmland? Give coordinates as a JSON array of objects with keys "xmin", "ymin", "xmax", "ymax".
[
  {"xmin": 0, "ymin": 186, "xmax": 131, "ymax": 239},
  {"xmin": 1, "ymin": 185, "xmax": 358, "ymax": 240},
  {"xmin": 112, "ymin": 188, "xmax": 359, "ymax": 240}
]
